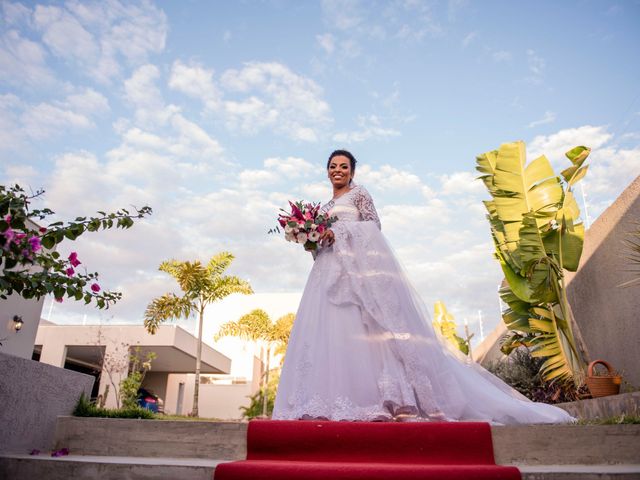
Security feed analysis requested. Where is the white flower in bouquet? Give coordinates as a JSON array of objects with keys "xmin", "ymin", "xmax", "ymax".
[
  {"xmin": 284, "ymin": 224, "xmax": 294, "ymax": 234},
  {"xmin": 285, "ymin": 232, "xmax": 296, "ymax": 242},
  {"xmin": 308, "ymin": 231, "xmax": 320, "ymax": 242},
  {"xmin": 296, "ymin": 232, "xmax": 308, "ymax": 243}
]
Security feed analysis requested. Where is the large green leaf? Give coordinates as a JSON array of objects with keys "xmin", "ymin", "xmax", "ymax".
[{"xmin": 477, "ymin": 140, "xmax": 590, "ymax": 386}]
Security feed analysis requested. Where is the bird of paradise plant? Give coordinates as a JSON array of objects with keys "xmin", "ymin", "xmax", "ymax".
[
  {"xmin": 476, "ymin": 141, "xmax": 590, "ymax": 386},
  {"xmin": 433, "ymin": 300, "xmax": 470, "ymax": 355}
]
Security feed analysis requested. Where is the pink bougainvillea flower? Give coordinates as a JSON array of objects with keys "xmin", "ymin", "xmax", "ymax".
[
  {"xmin": 65, "ymin": 267, "xmax": 75, "ymax": 277},
  {"xmin": 68, "ymin": 252, "xmax": 81, "ymax": 267},
  {"xmin": 15, "ymin": 232, "xmax": 26, "ymax": 242},
  {"xmin": 39, "ymin": 227, "xmax": 47, "ymax": 234},
  {"xmin": 91, "ymin": 283, "xmax": 101, "ymax": 293},
  {"xmin": 55, "ymin": 297, "xmax": 63, "ymax": 303},
  {"xmin": 3, "ymin": 227, "xmax": 15, "ymax": 243},
  {"xmin": 28, "ymin": 236, "xmax": 42, "ymax": 252},
  {"xmin": 51, "ymin": 448, "xmax": 69, "ymax": 457},
  {"xmin": 4, "ymin": 214, "xmax": 11, "ymax": 223}
]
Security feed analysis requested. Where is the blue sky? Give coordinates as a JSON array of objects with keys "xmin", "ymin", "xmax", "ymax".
[{"xmin": 2, "ymin": 0, "xmax": 639, "ymax": 344}]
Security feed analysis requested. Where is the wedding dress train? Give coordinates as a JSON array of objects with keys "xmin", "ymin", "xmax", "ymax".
[{"xmin": 272, "ymin": 185, "xmax": 574, "ymax": 425}]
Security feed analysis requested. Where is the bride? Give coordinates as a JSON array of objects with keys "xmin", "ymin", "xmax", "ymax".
[{"xmin": 272, "ymin": 150, "xmax": 574, "ymax": 424}]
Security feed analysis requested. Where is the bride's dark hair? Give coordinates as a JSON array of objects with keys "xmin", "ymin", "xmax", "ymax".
[{"xmin": 327, "ymin": 149, "xmax": 357, "ymax": 172}]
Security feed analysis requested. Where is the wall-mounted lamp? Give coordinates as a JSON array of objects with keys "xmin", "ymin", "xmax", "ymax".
[{"xmin": 13, "ymin": 315, "xmax": 24, "ymax": 332}]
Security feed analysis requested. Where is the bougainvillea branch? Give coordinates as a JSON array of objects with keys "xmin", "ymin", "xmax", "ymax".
[{"xmin": 1, "ymin": 184, "xmax": 152, "ymax": 309}]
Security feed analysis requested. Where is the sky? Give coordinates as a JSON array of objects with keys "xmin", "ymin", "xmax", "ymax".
[{"xmin": 2, "ymin": 0, "xmax": 640, "ymax": 348}]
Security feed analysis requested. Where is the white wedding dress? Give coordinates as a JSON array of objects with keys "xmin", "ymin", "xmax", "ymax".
[{"xmin": 273, "ymin": 185, "xmax": 574, "ymax": 424}]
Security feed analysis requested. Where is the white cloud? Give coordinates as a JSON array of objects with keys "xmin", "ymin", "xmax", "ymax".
[
  {"xmin": 527, "ymin": 125, "xmax": 640, "ymax": 220},
  {"xmin": 61, "ymin": 88, "xmax": 110, "ymax": 115},
  {"xmin": 27, "ymin": 0, "xmax": 167, "ymax": 84},
  {"xmin": 462, "ymin": 31, "xmax": 476, "ymax": 47},
  {"xmin": 239, "ymin": 157, "xmax": 316, "ymax": 189},
  {"xmin": 21, "ymin": 102, "xmax": 93, "ymax": 139},
  {"xmin": 357, "ymin": 164, "xmax": 422, "ymax": 191},
  {"xmin": 171, "ymin": 114, "xmax": 224, "ymax": 159},
  {"xmin": 492, "ymin": 50, "xmax": 512, "ymax": 62},
  {"xmin": 528, "ymin": 125, "xmax": 612, "ymax": 162},
  {"xmin": 0, "ymin": 29, "xmax": 57, "ymax": 88},
  {"xmin": 2, "ymin": 88, "xmax": 109, "ymax": 142},
  {"xmin": 528, "ymin": 110, "xmax": 556, "ymax": 128},
  {"xmin": 333, "ymin": 115, "xmax": 400, "ymax": 143},
  {"xmin": 220, "ymin": 62, "xmax": 332, "ymax": 142},
  {"xmin": 526, "ymin": 49, "xmax": 545, "ymax": 84},
  {"xmin": 321, "ymin": 0, "xmax": 363, "ymax": 31},
  {"xmin": 169, "ymin": 60, "xmax": 221, "ymax": 111},
  {"xmin": 2, "ymin": 2, "xmax": 32, "ymax": 26},
  {"xmin": 124, "ymin": 64, "xmax": 179, "ymax": 127},
  {"xmin": 34, "ymin": 4, "xmax": 98, "ymax": 61},
  {"xmin": 316, "ymin": 33, "xmax": 336, "ymax": 54},
  {"xmin": 439, "ymin": 171, "xmax": 484, "ymax": 196}
]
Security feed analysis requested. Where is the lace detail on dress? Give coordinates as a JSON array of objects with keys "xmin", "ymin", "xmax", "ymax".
[{"xmin": 352, "ymin": 185, "xmax": 381, "ymax": 229}]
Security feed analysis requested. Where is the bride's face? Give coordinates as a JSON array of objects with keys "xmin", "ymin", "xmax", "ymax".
[{"xmin": 328, "ymin": 155, "xmax": 353, "ymax": 188}]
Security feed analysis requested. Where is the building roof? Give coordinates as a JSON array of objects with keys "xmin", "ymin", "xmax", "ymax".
[{"xmin": 35, "ymin": 324, "xmax": 231, "ymax": 374}]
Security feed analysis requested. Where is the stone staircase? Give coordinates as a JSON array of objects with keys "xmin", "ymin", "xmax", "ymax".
[{"xmin": 0, "ymin": 416, "xmax": 638, "ymax": 479}]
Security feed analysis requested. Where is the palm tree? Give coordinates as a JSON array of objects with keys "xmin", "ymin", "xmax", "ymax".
[
  {"xmin": 144, "ymin": 252, "xmax": 252, "ymax": 417},
  {"xmin": 215, "ymin": 309, "xmax": 294, "ymax": 417}
]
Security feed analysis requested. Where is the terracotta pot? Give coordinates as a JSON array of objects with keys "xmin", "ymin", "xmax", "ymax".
[{"xmin": 586, "ymin": 360, "xmax": 622, "ymax": 398}]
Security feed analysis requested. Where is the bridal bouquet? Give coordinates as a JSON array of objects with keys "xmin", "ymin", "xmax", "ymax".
[{"xmin": 270, "ymin": 201, "xmax": 337, "ymax": 251}]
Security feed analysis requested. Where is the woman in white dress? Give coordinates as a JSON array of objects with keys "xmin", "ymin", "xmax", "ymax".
[{"xmin": 272, "ymin": 150, "xmax": 574, "ymax": 424}]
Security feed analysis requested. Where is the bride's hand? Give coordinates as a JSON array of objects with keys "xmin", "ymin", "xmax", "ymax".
[{"xmin": 320, "ymin": 229, "xmax": 335, "ymax": 247}]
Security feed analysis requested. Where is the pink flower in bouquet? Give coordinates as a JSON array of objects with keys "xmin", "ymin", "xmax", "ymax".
[{"xmin": 272, "ymin": 199, "xmax": 337, "ymax": 251}]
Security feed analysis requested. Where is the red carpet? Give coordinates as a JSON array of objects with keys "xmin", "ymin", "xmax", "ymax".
[{"xmin": 214, "ymin": 420, "xmax": 521, "ymax": 479}]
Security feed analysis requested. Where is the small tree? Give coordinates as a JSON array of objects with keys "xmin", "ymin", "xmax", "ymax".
[
  {"xmin": 120, "ymin": 347, "xmax": 156, "ymax": 409},
  {"xmin": 144, "ymin": 252, "xmax": 252, "ymax": 417},
  {"xmin": 0, "ymin": 184, "xmax": 151, "ymax": 307},
  {"xmin": 215, "ymin": 309, "xmax": 294, "ymax": 417}
]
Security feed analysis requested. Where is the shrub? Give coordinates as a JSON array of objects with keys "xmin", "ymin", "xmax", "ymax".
[
  {"xmin": 486, "ymin": 348, "xmax": 585, "ymax": 403},
  {"xmin": 74, "ymin": 393, "xmax": 155, "ymax": 419}
]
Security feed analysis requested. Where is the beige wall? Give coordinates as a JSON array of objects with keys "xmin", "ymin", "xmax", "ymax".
[
  {"xmin": 35, "ymin": 324, "xmax": 230, "ymax": 409},
  {"xmin": 566, "ymin": 175, "xmax": 640, "ymax": 386},
  {"xmin": 165, "ymin": 356, "xmax": 262, "ymax": 419}
]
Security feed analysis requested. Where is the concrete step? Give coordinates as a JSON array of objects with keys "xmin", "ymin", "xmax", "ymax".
[
  {"xmin": 52, "ymin": 417, "xmax": 247, "ymax": 460},
  {"xmin": 492, "ymin": 424, "xmax": 640, "ymax": 466},
  {"xmin": 0, "ymin": 454, "xmax": 220, "ymax": 480},
  {"xmin": 1, "ymin": 455, "xmax": 638, "ymax": 480},
  {"xmin": 52, "ymin": 417, "xmax": 640, "ymax": 466}
]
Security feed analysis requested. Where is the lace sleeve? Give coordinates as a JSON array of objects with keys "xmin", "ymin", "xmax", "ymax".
[{"xmin": 353, "ymin": 186, "xmax": 381, "ymax": 230}]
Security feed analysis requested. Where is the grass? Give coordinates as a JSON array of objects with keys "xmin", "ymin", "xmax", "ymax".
[
  {"xmin": 576, "ymin": 414, "xmax": 640, "ymax": 425},
  {"xmin": 155, "ymin": 413, "xmax": 228, "ymax": 422}
]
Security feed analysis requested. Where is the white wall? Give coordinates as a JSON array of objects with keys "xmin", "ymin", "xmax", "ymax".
[{"xmin": 0, "ymin": 295, "xmax": 45, "ymax": 359}]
